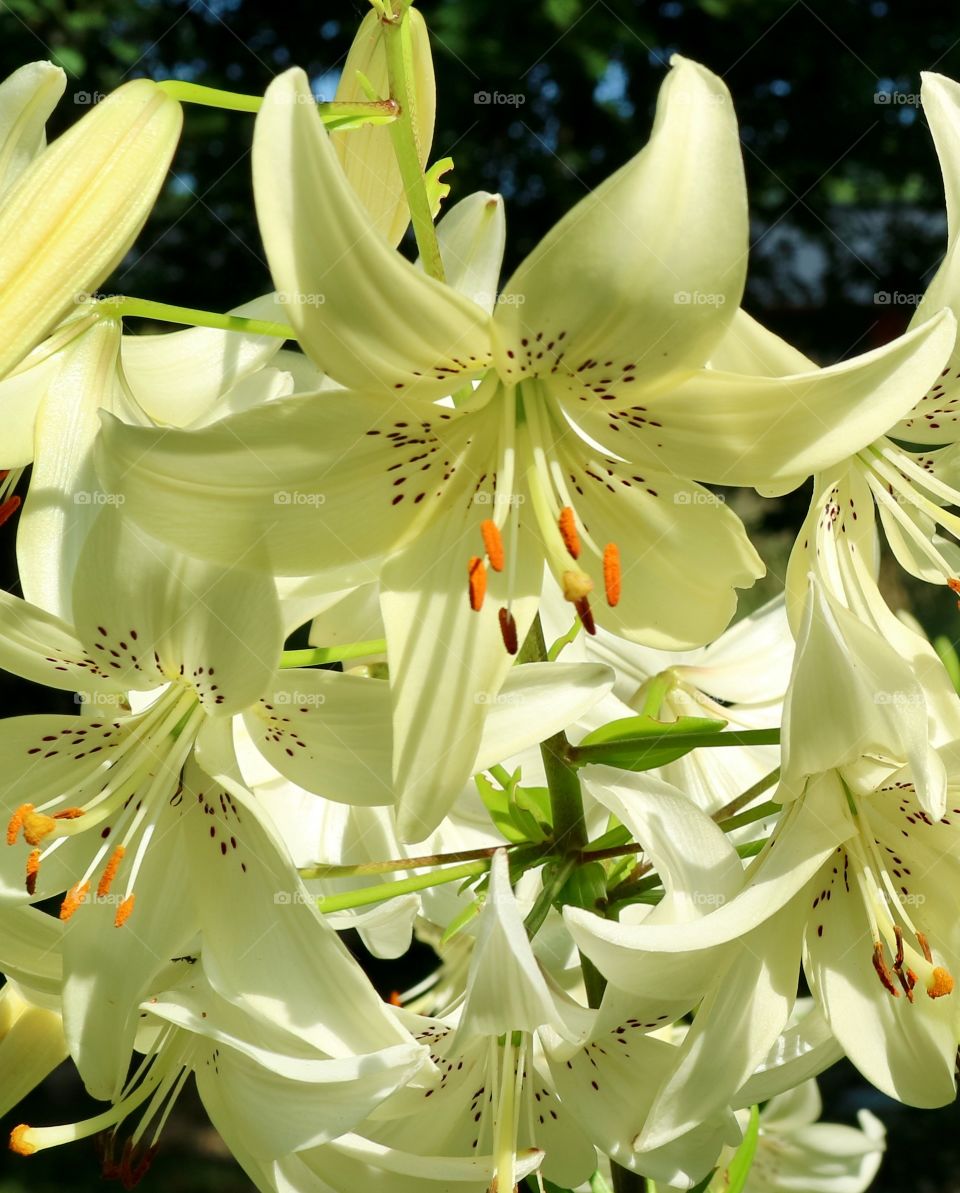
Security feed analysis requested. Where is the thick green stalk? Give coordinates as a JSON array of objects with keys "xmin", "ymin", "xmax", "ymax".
[{"xmin": 381, "ymin": 7, "xmax": 445, "ymax": 279}]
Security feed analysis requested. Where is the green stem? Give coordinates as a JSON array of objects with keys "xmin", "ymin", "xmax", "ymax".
[
  {"xmin": 381, "ymin": 8, "xmax": 445, "ymax": 279},
  {"xmin": 639, "ymin": 672, "xmax": 672, "ymax": 719},
  {"xmin": 547, "ymin": 616, "xmax": 581, "ymax": 660},
  {"xmin": 523, "ymin": 855, "xmax": 577, "ymax": 938},
  {"xmin": 716, "ymin": 799, "xmax": 780, "ymax": 834},
  {"xmin": 280, "ymin": 641, "xmax": 386, "ymax": 668},
  {"xmin": 157, "ymin": 79, "xmax": 399, "ymax": 125},
  {"xmin": 301, "ymin": 844, "xmax": 506, "ymax": 880},
  {"xmin": 315, "ymin": 858, "xmax": 490, "ymax": 913},
  {"xmin": 98, "ymin": 297, "xmax": 293, "ymax": 339},
  {"xmin": 711, "ymin": 766, "xmax": 780, "ymax": 824},
  {"xmin": 526, "ymin": 617, "xmax": 588, "ymax": 852}
]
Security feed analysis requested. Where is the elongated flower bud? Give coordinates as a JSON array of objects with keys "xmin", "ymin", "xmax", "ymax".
[
  {"xmin": 332, "ymin": 5, "xmax": 435, "ymax": 246},
  {"xmin": 0, "ymin": 61, "xmax": 66, "ymax": 199},
  {"xmin": 0, "ymin": 78, "xmax": 182, "ymax": 379}
]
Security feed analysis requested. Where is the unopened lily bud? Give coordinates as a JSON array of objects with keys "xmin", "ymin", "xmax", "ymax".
[
  {"xmin": 0, "ymin": 61, "xmax": 66, "ymax": 198},
  {"xmin": 0, "ymin": 78, "xmax": 182, "ymax": 379},
  {"xmin": 0, "ymin": 982, "xmax": 67, "ymax": 1122},
  {"xmin": 332, "ymin": 5, "xmax": 435, "ymax": 247}
]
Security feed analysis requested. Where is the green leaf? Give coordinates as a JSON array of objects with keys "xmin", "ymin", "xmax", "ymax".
[
  {"xmin": 688, "ymin": 1171, "xmax": 717, "ymax": 1193},
  {"xmin": 724, "ymin": 1104, "xmax": 761, "ymax": 1193},
  {"xmin": 572, "ymin": 727, "xmax": 780, "ymax": 772},
  {"xmin": 558, "ymin": 860, "xmax": 607, "ymax": 912},
  {"xmin": 579, "ymin": 713, "xmax": 726, "ymax": 747}
]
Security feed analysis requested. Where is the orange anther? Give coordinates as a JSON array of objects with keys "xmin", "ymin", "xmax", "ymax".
[
  {"xmin": 558, "ymin": 507, "xmax": 581, "ymax": 559},
  {"xmin": 480, "ymin": 520, "xmax": 505, "ymax": 572},
  {"xmin": 917, "ymin": 931, "xmax": 933, "ymax": 963},
  {"xmin": 97, "ymin": 846, "xmax": 126, "ymax": 899},
  {"xmin": 115, "ymin": 894, "xmax": 136, "ymax": 928},
  {"xmin": 60, "ymin": 881, "xmax": 90, "ymax": 922},
  {"xmin": 468, "ymin": 556, "xmax": 487, "ymax": 612},
  {"xmin": 927, "ymin": 966, "xmax": 955, "ymax": 999},
  {"xmin": 21, "ymin": 812, "xmax": 57, "ymax": 847},
  {"xmin": 53, "ymin": 807, "xmax": 84, "ymax": 821},
  {"xmin": 9, "ymin": 1125, "xmax": 36, "ymax": 1156},
  {"xmin": 499, "ymin": 608, "xmax": 519, "ymax": 655},
  {"xmin": 949, "ymin": 577, "xmax": 960, "ymax": 594},
  {"xmin": 6, "ymin": 804, "xmax": 30, "ymax": 846},
  {"xmin": 603, "ymin": 543, "xmax": 621, "ymax": 607},
  {"xmin": 389, "ymin": 991, "xmax": 403, "ymax": 1007},
  {"xmin": 25, "ymin": 850, "xmax": 40, "ymax": 897}
]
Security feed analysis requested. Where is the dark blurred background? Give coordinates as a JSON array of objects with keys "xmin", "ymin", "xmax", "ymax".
[{"xmin": 1, "ymin": 0, "xmax": 960, "ymax": 1189}]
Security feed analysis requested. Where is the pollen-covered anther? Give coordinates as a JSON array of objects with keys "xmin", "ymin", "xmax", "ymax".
[
  {"xmin": 6, "ymin": 804, "xmax": 31, "ymax": 846},
  {"xmin": 53, "ymin": 808, "xmax": 84, "ymax": 821},
  {"xmin": 60, "ymin": 881, "xmax": 90, "ymax": 922},
  {"xmin": 21, "ymin": 811, "xmax": 58, "ymax": 847},
  {"xmin": 949, "ymin": 577, "xmax": 960, "ymax": 608},
  {"xmin": 9, "ymin": 1124, "xmax": 36, "ymax": 1156},
  {"xmin": 97, "ymin": 846, "xmax": 126, "ymax": 899},
  {"xmin": 499, "ymin": 608, "xmax": 519, "ymax": 655},
  {"xmin": 480, "ymin": 519, "xmax": 505, "ymax": 572},
  {"xmin": 115, "ymin": 894, "xmax": 136, "ymax": 928},
  {"xmin": 927, "ymin": 966, "xmax": 955, "ymax": 999},
  {"xmin": 872, "ymin": 941, "xmax": 899, "ymax": 997},
  {"xmin": 575, "ymin": 597, "xmax": 597, "ymax": 636},
  {"xmin": 561, "ymin": 569, "xmax": 593, "ymax": 603},
  {"xmin": 603, "ymin": 543, "xmax": 621, "ymax": 607},
  {"xmin": 558, "ymin": 507, "xmax": 581, "ymax": 560},
  {"xmin": 468, "ymin": 556, "xmax": 487, "ymax": 612},
  {"xmin": 25, "ymin": 850, "xmax": 40, "ymax": 896}
]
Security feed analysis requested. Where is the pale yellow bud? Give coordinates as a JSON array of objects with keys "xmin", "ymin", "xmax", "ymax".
[
  {"xmin": 0, "ymin": 61, "xmax": 67, "ymax": 198},
  {"xmin": 0, "ymin": 982, "xmax": 67, "ymax": 1122},
  {"xmin": 0, "ymin": 78, "xmax": 182, "ymax": 379},
  {"xmin": 332, "ymin": 6, "xmax": 436, "ymax": 247}
]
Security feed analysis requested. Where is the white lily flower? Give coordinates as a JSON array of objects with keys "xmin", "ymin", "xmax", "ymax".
[
  {"xmin": 0, "ymin": 508, "xmax": 433, "ymax": 1097},
  {"xmin": 0, "ymin": 78, "xmax": 182, "ymax": 379},
  {"xmin": 9, "ymin": 956, "xmax": 427, "ymax": 1186},
  {"xmin": 358, "ymin": 852, "xmax": 740, "ymax": 1191},
  {"xmin": 98, "ymin": 58, "xmax": 956, "ymax": 839},
  {"xmin": 660, "ymin": 1079, "xmax": 885, "ymax": 1193}
]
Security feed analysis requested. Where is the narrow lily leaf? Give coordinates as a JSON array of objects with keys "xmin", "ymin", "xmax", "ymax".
[
  {"xmin": 724, "ymin": 1104, "xmax": 761, "ymax": 1193},
  {"xmin": 573, "ymin": 726, "xmax": 779, "ymax": 771}
]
